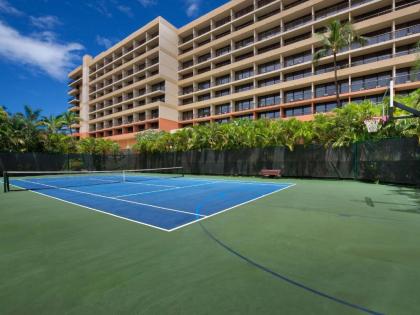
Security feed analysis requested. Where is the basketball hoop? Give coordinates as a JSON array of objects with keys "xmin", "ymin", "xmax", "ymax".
[{"xmin": 364, "ymin": 116, "xmax": 386, "ymax": 133}]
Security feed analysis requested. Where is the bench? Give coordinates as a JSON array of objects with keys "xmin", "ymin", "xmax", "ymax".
[{"xmin": 259, "ymin": 169, "xmax": 282, "ymax": 177}]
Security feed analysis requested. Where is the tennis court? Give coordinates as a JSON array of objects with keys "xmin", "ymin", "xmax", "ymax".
[
  {"xmin": 4, "ymin": 168, "xmax": 293, "ymax": 231},
  {"xmin": 1, "ymin": 174, "xmax": 420, "ymax": 315}
]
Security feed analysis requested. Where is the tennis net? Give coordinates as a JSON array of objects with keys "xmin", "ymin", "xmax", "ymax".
[{"xmin": 3, "ymin": 167, "xmax": 184, "ymax": 192}]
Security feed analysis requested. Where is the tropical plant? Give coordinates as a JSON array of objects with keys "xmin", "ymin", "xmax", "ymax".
[
  {"xmin": 313, "ymin": 19, "xmax": 366, "ymax": 108},
  {"xmin": 61, "ymin": 111, "xmax": 79, "ymax": 136},
  {"xmin": 41, "ymin": 114, "xmax": 64, "ymax": 134}
]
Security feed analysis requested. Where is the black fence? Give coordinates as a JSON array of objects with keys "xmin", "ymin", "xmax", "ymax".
[{"xmin": 1, "ymin": 138, "xmax": 419, "ymax": 186}]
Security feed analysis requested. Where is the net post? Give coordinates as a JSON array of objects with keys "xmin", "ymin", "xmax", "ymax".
[
  {"xmin": 3, "ymin": 171, "xmax": 9, "ymax": 193},
  {"xmin": 181, "ymin": 166, "xmax": 184, "ymax": 177}
]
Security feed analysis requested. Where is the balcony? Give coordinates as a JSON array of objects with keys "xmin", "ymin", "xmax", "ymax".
[
  {"xmin": 68, "ymin": 77, "xmax": 82, "ymax": 86},
  {"xmin": 68, "ymin": 97, "xmax": 80, "ymax": 104}
]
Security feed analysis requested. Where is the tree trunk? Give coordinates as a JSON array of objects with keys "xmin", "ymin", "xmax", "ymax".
[{"xmin": 333, "ymin": 52, "xmax": 341, "ymax": 108}]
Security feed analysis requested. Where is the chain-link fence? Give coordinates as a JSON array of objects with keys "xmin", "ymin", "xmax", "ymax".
[{"xmin": 1, "ymin": 138, "xmax": 419, "ymax": 186}]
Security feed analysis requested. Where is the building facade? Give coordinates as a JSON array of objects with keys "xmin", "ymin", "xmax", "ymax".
[{"xmin": 68, "ymin": 0, "xmax": 420, "ymax": 147}]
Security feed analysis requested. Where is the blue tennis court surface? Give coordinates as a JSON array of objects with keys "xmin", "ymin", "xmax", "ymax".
[{"xmin": 9, "ymin": 175, "xmax": 294, "ymax": 231}]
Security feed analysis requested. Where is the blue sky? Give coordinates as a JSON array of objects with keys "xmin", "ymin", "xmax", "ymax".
[{"xmin": 0, "ymin": 0, "xmax": 227, "ymax": 116}]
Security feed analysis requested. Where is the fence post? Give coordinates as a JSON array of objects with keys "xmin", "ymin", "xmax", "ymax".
[{"xmin": 353, "ymin": 142, "xmax": 358, "ymax": 180}]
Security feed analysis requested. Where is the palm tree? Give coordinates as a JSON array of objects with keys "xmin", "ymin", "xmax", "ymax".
[
  {"xmin": 61, "ymin": 111, "xmax": 79, "ymax": 136},
  {"xmin": 42, "ymin": 115, "xmax": 64, "ymax": 134},
  {"xmin": 313, "ymin": 20, "xmax": 365, "ymax": 108},
  {"xmin": 19, "ymin": 105, "xmax": 43, "ymax": 151}
]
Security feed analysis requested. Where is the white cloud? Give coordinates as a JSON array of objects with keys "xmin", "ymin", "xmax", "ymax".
[
  {"xmin": 138, "ymin": 0, "xmax": 157, "ymax": 8},
  {"xmin": 0, "ymin": 21, "xmax": 83, "ymax": 80},
  {"xmin": 0, "ymin": 0, "xmax": 23, "ymax": 16},
  {"xmin": 117, "ymin": 5, "xmax": 134, "ymax": 17},
  {"xmin": 30, "ymin": 15, "xmax": 61, "ymax": 29},
  {"xmin": 96, "ymin": 35, "xmax": 114, "ymax": 49},
  {"xmin": 185, "ymin": 0, "xmax": 200, "ymax": 17},
  {"xmin": 87, "ymin": 1, "xmax": 112, "ymax": 18}
]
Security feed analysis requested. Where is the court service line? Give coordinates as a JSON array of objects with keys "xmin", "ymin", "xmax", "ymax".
[
  {"xmin": 168, "ymin": 184, "xmax": 296, "ymax": 232},
  {"xmin": 115, "ymin": 181, "xmax": 219, "ymax": 198},
  {"xmin": 7, "ymin": 182, "xmax": 171, "ymax": 232},
  {"xmin": 17, "ymin": 179, "xmax": 205, "ymax": 218},
  {"xmin": 168, "ymin": 176, "xmax": 296, "ymax": 187}
]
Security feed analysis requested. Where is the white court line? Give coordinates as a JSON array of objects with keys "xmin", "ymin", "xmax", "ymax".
[
  {"xmin": 115, "ymin": 181, "xmax": 219, "ymax": 198},
  {"xmin": 16, "ymin": 179, "xmax": 205, "ymax": 218},
  {"xmin": 167, "ymin": 176, "xmax": 295, "ymax": 187},
  {"xmin": 167, "ymin": 183, "xmax": 296, "ymax": 232},
  {"xmin": 7, "ymin": 182, "xmax": 171, "ymax": 232},
  {"xmin": 92, "ymin": 177, "xmax": 178, "ymax": 188}
]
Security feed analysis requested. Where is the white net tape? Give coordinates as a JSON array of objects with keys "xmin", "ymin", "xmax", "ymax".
[{"xmin": 364, "ymin": 117, "xmax": 381, "ymax": 133}]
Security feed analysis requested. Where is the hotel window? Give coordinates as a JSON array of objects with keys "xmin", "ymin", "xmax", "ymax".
[
  {"xmin": 257, "ymin": 8, "xmax": 280, "ymax": 21},
  {"xmin": 396, "ymin": 43, "xmax": 418, "ymax": 56},
  {"xmin": 197, "ymin": 38, "xmax": 211, "ymax": 47},
  {"xmin": 151, "ymin": 95, "xmax": 164, "ymax": 103},
  {"xmin": 258, "ymin": 26, "xmax": 281, "ymax": 41},
  {"xmin": 197, "ymin": 107, "xmax": 211, "ymax": 118},
  {"xmin": 235, "ymin": 36, "xmax": 254, "ymax": 49},
  {"xmin": 182, "ymin": 111, "xmax": 193, "ymax": 120},
  {"xmin": 315, "ymin": 60, "xmax": 348, "ymax": 74},
  {"xmin": 151, "ymin": 82, "xmax": 165, "ymax": 92},
  {"xmin": 235, "ymin": 99, "xmax": 253, "ymax": 111},
  {"xmin": 284, "ymin": 50, "xmax": 312, "ymax": 67},
  {"xmin": 284, "ymin": 14, "xmax": 312, "ymax": 31},
  {"xmin": 215, "ymin": 59, "xmax": 231, "ymax": 68},
  {"xmin": 216, "ymin": 45, "xmax": 231, "ymax": 57},
  {"xmin": 182, "ymin": 60, "xmax": 193, "ymax": 69},
  {"xmin": 258, "ymin": 76, "xmax": 280, "ymax": 87},
  {"xmin": 216, "ymin": 74, "xmax": 231, "ymax": 85},
  {"xmin": 258, "ymin": 60, "xmax": 280, "ymax": 74},
  {"xmin": 197, "ymin": 66, "xmax": 211, "ymax": 74},
  {"xmin": 351, "ymin": 49, "xmax": 392, "ymax": 66},
  {"xmin": 151, "ymin": 109, "xmax": 159, "ymax": 118},
  {"xmin": 197, "ymin": 25, "xmax": 211, "ymax": 36},
  {"xmin": 315, "ymin": 80, "xmax": 348, "ymax": 97},
  {"xmin": 283, "ymin": 32, "xmax": 311, "ymax": 46},
  {"xmin": 284, "ymin": 105, "xmax": 312, "ymax": 117},
  {"xmin": 197, "ymin": 93, "xmax": 211, "ymax": 102},
  {"xmin": 182, "ymin": 85, "xmax": 193, "ymax": 95},
  {"xmin": 235, "ymin": 113, "xmax": 254, "ymax": 120},
  {"xmin": 258, "ymin": 94, "xmax": 280, "ymax": 107},
  {"xmin": 258, "ymin": 42, "xmax": 280, "ymax": 54},
  {"xmin": 258, "ymin": 110, "xmax": 280, "ymax": 119},
  {"xmin": 235, "ymin": 5, "xmax": 254, "ymax": 18},
  {"xmin": 395, "ymin": 19, "xmax": 420, "ymax": 38},
  {"xmin": 284, "ymin": 87, "xmax": 312, "ymax": 102},
  {"xmin": 396, "ymin": 68, "xmax": 420, "ymax": 84},
  {"xmin": 215, "ymin": 103, "xmax": 231, "ymax": 114},
  {"xmin": 355, "ymin": 28, "xmax": 392, "ymax": 48},
  {"xmin": 351, "ymin": 72, "xmax": 391, "ymax": 91},
  {"xmin": 235, "ymin": 51, "xmax": 254, "ymax": 62},
  {"xmin": 215, "ymin": 16, "xmax": 231, "ymax": 28},
  {"xmin": 235, "ymin": 19, "xmax": 254, "ymax": 31},
  {"xmin": 284, "ymin": 68, "xmax": 312, "ymax": 81},
  {"xmin": 182, "ymin": 97, "xmax": 193, "ymax": 105},
  {"xmin": 235, "ymin": 68, "xmax": 254, "ymax": 80},
  {"xmin": 215, "ymin": 88, "xmax": 231, "ymax": 97},
  {"xmin": 198, "ymin": 53, "xmax": 211, "ymax": 63},
  {"xmin": 235, "ymin": 83, "xmax": 253, "ymax": 93},
  {"xmin": 351, "ymin": 94, "xmax": 384, "ymax": 104},
  {"xmin": 315, "ymin": 102, "xmax": 337, "ymax": 113},
  {"xmin": 198, "ymin": 80, "xmax": 211, "ymax": 90}
]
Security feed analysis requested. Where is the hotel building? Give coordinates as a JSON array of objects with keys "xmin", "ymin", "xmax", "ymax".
[{"xmin": 68, "ymin": 0, "xmax": 420, "ymax": 148}]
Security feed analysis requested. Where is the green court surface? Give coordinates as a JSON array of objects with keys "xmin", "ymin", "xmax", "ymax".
[{"xmin": 1, "ymin": 177, "xmax": 419, "ymax": 314}]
